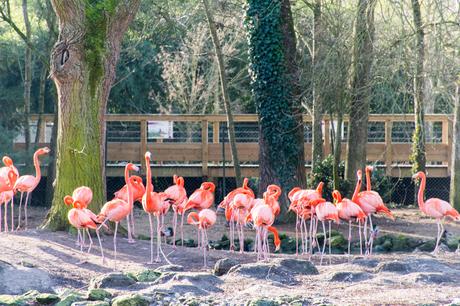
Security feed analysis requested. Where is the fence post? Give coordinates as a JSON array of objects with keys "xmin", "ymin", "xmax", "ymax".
[
  {"xmin": 38, "ymin": 118, "xmax": 46, "ymax": 143},
  {"xmin": 202, "ymin": 120, "xmax": 209, "ymax": 177},
  {"xmin": 140, "ymin": 119, "xmax": 147, "ymax": 172},
  {"xmin": 213, "ymin": 121, "xmax": 220, "ymax": 144},
  {"xmin": 324, "ymin": 118, "xmax": 330, "ymax": 156},
  {"xmin": 385, "ymin": 119, "xmax": 393, "ymax": 176},
  {"xmin": 442, "ymin": 118, "xmax": 451, "ymax": 175}
]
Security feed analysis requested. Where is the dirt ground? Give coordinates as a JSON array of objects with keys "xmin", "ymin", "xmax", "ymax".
[{"xmin": 1, "ymin": 206, "xmax": 460, "ymax": 305}]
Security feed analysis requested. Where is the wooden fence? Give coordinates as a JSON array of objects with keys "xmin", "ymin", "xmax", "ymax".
[{"xmin": 15, "ymin": 114, "xmax": 452, "ymax": 177}]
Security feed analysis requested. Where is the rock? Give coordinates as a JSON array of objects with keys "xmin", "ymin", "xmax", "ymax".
[
  {"xmin": 228, "ymin": 262, "xmax": 297, "ymax": 285},
  {"xmin": 376, "ymin": 261, "xmax": 411, "ymax": 274},
  {"xmin": 415, "ymin": 273, "xmax": 455, "ymax": 284},
  {"xmin": 417, "ymin": 240, "xmax": 436, "ymax": 252},
  {"xmin": 89, "ymin": 273, "xmax": 136, "ymax": 289},
  {"xmin": 154, "ymin": 264, "xmax": 184, "ymax": 273},
  {"xmin": 72, "ymin": 302, "xmax": 110, "ymax": 306},
  {"xmin": 0, "ymin": 290, "xmax": 40, "ymax": 306},
  {"xmin": 352, "ymin": 258, "xmax": 379, "ymax": 268},
  {"xmin": 246, "ymin": 298, "xmax": 280, "ymax": 306},
  {"xmin": 87, "ymin": 289, "xmax": 112, "ymax": 301},
  {"xmin": 213, "ymin": 258, "xmax": 239, "ymax": 276},
  {"xmin": 0, "ymin": 263, "xmax": 53, "ymax": 295},
  {"xmin": 36, "ymin": 293, "xmax": 60, "ymax": 304},
  {"xmin": 152, "ymin": 272, "xmax": 223, "ymax": 296},
  {"xmin": 111, "ymin": 294, "xmax": 150, "ymax": 306},
  {"xmin": 272, "ymin": 258, "xmax": 319, "ymax": 275},
  {"xmin": 330, "ymin": 272, "xmax": 373, "ymax": 282},
  {"xmin": 131, "ymin": 269, "xmax": 161, "ymax": 282},
  {"xmin": 56, "ymin": 290, "xmax": 85, "ymax": 306}
]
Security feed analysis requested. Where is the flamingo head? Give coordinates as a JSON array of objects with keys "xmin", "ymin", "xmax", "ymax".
[
  {"xmin": 201, "ymin": 182, "xmax": 215, "ymax": 193},
  {"xmin": 356, "ymin": 169, "xmax": 363, "ymax": 180},
  {"xmin": 316, "ymin": 182, "xmax": 324, "ymax": 194},
  {"xmin": 126, "ymin": 163, "xmax": 139, "ymax": 172},
  {"xmin": 37, "ymin": 147, "xmax": 50, "ymax": 155},
  {"xmin": 332, "ymin": 190, "xmax": 342, "ymax": 203},
  {"xmin": 366, "ymin": 165, "xmax": 374, "ymax": 172},
  {"xmin": 176, "ymin": 176, "xmax": 184, "ymax": 187},
  {"xmin": 288, "ymin": 187, "xmax": 301, "ymax": 200},
  {"xmin": 2, "ymin": 156, "xmax": 13, "ymax": 167},
  {"xmin": 145, "ymin": 151, "xmax": 152, "ymax": 160},
  {"xmin": 130, "ymin": 175, "xmax": 143, "ymax": 185},
  {"xmin": 63, "ymin": 195, "xmax": 74, "ymax": 206},
  {"xmin": 412, "ymin": 171, "xmax": 425, "ymax": 180},
  {"xmin": 73, "ymin": 200, "xmax": 84, "ymax": 209},
  {"xmin": 267, "ymin": 184, "xmax": 281, "ymax": 199},
  {"xmin": 243, "ymin": 177, "xmax": 249, "ymax": 188}
]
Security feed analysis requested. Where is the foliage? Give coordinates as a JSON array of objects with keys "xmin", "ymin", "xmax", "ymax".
[{"xmin": 308, "ymin": 155, "xmax": 351, "ymax": 201}]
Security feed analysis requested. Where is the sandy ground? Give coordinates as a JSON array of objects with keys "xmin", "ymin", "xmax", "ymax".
[{"xmin": 0, "ymin": 206, "xmax": 460, "ymax": 305}]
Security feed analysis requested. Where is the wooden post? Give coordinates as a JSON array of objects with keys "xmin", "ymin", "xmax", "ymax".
[
  {"xmin": 385, "ymin": 119, "xmax": 393, "ymax": 176},
  {"xmin": 140, "ymin": 120, "xmax": 147, "ymax": 172},
  {"xmin": 202, "ymin": 120, "xmax": 209, "ymax": 177},
  {"xmin": 38, "ymin": 118, "xmax": 47, "ymax": 143},
  {"xmin": 324, "ymin": 119, "xmax": 330, "ymax": 156},
  {"xmin": 213, "ymin": 121, "xmax": 220, "ymax": 144},
  {"xmin": 443, "ymin": 118, "xmax": 452, "ymax": 174}
]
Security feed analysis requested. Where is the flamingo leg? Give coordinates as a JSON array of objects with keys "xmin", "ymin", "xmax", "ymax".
[
  {"xmin": 348, "ymin": 220, "xmax": 352, "ymax": 256},
  {"xmin": 180, "ymin": 213, "xmax": 185, "ymax": 247},
  {"xmin": 86, "ymin": 229, "xmax": 93, "ymax": 254},
  {"xmin": 24, "ymin": 192, "xmax": 30, "ymax": 229},
  {"xmin": 126, "ymin": 215, "xmax": 134, "ymax": 243},
  {"xmin": 10, "ymin": 196, "xmax": 14, "ymax": 232},
  {"xmin": 363, "ymin": 217, "xmax": 368, "ymax": 255},
  {"xmin": 203, "ymin": 228, "xmax": 208, "ymax": 267},
  {"xmin": 82, "ymin": 227, "xmax": 86, "ymax": 248},
  {"xmin": 16, "ymin": 192, "xmax": 23, "ymax": 230},
  {"xmin": 358, "ymin": 220, "xmax": 363, "ymax": 255},
  {"xmin": 156, "ymin": 215, "xmax": 161, "ymax": 262},
  {"xmin": 320, "ymin": 221, "xmax": 327, "ymax": 265},
  {"xmin": 328, "ymin": 221, "xmax": 332, "ymax": 264},
  {"xmin": 148, "ymin": 214, "xmax": 154, "ymax": 264},
  {"xmin": 4, "ymin": 197, "xmax": 9, "ymax": 233},
  {"xmin": 113, "ymin": 222, "xmax": 119, "ymax": 263},
  {"xmin": 76, "ymin": 228, "xmax": 82, "ymax": 247},
  {"xmin": 309, "ymin": 216, "xmax": 314, "ymax": 255},
  {"xmin": 0, "ymin": 203, "xmax": 3, "ymax": 233},
  {"xmin": 95, "ymin": 228, "xmax": 105, "ymax": 264},
  {"xmin": 368, "ymin": 215, "xmax": 374, "ymax": 255},
  {"xmin": 130, "ymin": 208, "xmax": 136, "ymax": 238},
  {"xmin": 172, "ymin": 211, "xmax": 177, "ymax": 248},
  {"xmin": 295, "ymin": 214, "xmax": 299, "ymax": 256}
]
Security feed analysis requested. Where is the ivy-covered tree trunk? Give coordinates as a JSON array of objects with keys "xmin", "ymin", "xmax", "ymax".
[
  {"xmin": 246, "ymin": 0, "xmax": 306, "ymax": 215},
  {"xmin": 345, "ymin": 0, "xmax": 376, "ymax": 184},
  {"xmin": 450, "ymin": 83, "xmax": 460, "ymax": 210},
  {"xmin": 43, "ymin": 0, "xmax": 140, "ymax": 230},
  {"xmin": 409, "ymin": 0, "xmax": 426, "ymax": 176}
]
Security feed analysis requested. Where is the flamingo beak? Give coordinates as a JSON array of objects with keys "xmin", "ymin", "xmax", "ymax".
[{"xmin": 132, "ymin": 165, "xmax": 140, "ymax": 172}]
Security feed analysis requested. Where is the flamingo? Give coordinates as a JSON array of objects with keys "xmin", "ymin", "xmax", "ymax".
[
  {"xmin": 413, "ymin": 171, "xmax": 460, "ymax": 253},
  {"xmin": 354, "ymin": 167, "xmax": 394, "ymax": 255},
  {"xmin": 66, "ymin": 199, "xmax": 103, "ymax": 262},
  {"xmin": 247, "ymin": 192, "xmax": 281, "ymax": 261},
  {"xmin": 315, "ymin": 200, "xmax": 340, "ymax": 264},
  {"xmin": 97, "ymin": 163, "xmax": 139, "ymax": 264},
  {"xmin": 0, "ymin": 169, "xmax": 16, "ymax": 233},
  {"xmin": 333, "ymin": 190, "xmax": 366, "ymax": 256},
  {"xmin": 187, "ymin": 208, "xmax": 216, "ymax": 267},
  {"xmin": 13, "ymin": 147, "xmax": 50, "ymax": 229},
  {"xmin": 163, "ymin": 175, "xmax": 187, "ymax": 247},
  {"xmin": 142, "ymin": 152, "xmax": 171, "ymax": 264},
  {"xmin": 64, "ymin": 186, "xmax": 93, "ymax": 246},
  {"xmin": 0, "ymin": 156, "xmax": 19, "ymax": 232},
  {"xmin": 113, "ymin": 175, "xmax": 145, "ymax": 243}
]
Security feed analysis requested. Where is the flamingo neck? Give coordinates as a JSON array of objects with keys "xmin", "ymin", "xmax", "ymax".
[
  {"xmin": 124, "ymin": 166, "xmax": 133, "ymax": 208},
  {"xmin": 352, "ymin": 178, "xmax": 362, "ymax": 202},
  {"xmin": 145, "ymin": 157, "xmax": 152, "ymax": 199},
  {"xmin": 417, "ymin": 174, "xmax": 426, "ymax": 211},
  {"xmin": 33, "ymin": 151, "xmax": 41, "ymax": 183},
  {"xmin": 366, "ymin": 168, "xmax": 372, "ymax": 191}
]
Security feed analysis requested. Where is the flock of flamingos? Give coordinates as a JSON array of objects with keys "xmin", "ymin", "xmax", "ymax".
[{"xmin": 0, "ymin": 147, "xmax": 459, "ymax": 267}]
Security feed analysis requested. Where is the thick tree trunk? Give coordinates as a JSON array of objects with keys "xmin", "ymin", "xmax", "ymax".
[
  {"xmin": 22, "ymin": 0, "xmax": 32, "ymax": 168},
  {"xmin": 35, "ymin": 66, "xmax": 47, "ymax": 147},
  {"xmin": 43, "ymin": 0, "xmax": 140, "ymax": 230},
  {"xmin": 311, "ymin": 0, "xmax": 323, "ymax": 169},
  {"xmin": 202, "ymin": 0, "xmax": 242, "ymax": 186},
  {"xmin": 333, "ymin": 111, "xmax": 343, "ymax": 190},
  {"xmin": 410, "ymin": 0, "xmax": 426, "ymax": 176},
  {"xmin": 345, "ymin": 0, "xmax": 377, "ymax": 184},
  {"xmin": 450, "ymin": 83, "xmax": 460, "ymax": 210}
]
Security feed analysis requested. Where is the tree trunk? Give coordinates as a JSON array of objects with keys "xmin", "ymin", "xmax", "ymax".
[
  {"xmin": 35, "ymin": 65, "xmax": 47, "ymax": 147},
  {"xmin": 22, "ymin": 0, "xmax": 32, "ymax": 168},
  {"xmin": 410, "ymin": 0, "xmax": 426, "ymax": 176},
  {"xmin": 311, "ymin": 0, "xmax": 323, "ymax": 169},
  {"xmin": 43, "ymin": 0, "xmax": 140, "ymax": 230},
  {"xmin": 246, "ymin": 0, "xmax": 306, "ymax": 216},
  {"xmin": 450, "ymin": 83, "xmax": 460, "ymax": 210},
  {"xmin": 44, "ymin": 110, "xmax": 58, "ymax": 208},
  {"xmin": 345, "ymin": 0, "xmax": 377, "ymax": 184},
  {"xmin": 202, "ymin": 0, "xmax": 242, "ymax": 187},
  {"xmin": 333, "ymin": 111, "xmax": 343, "ymax": 191}
]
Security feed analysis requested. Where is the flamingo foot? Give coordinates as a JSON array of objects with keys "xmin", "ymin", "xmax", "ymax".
[
  {"xmin": 76, "ymin": 259, "xmax": 88, "ymax": 265},
  {"xmin": 127, "ymin": 238, "xmax": 136, "ymax": 244}
]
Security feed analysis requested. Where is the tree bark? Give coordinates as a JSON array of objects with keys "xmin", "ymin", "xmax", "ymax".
[
  {"xmin": 410, "ymin": 0, "xmax": 426, "ymax": 175},
  {"xmin": 202, "ymin": 0, "xmax": 242, "ymax": 186},
  {"xmin": 311, "ymin": 0, "xmax": 324, "ymax": 169},
  {"xmin": 22, "ymin": 0, "xmax": 32, "ymax": 168},
  {"xmin": 35, "ymin": 66, "xmax": 47, "ymax": 147},
  {"xmin": 345, "ymin": 0, "xmax": 377, "ymax": 184},
  {"xmin": 43, "ymin": 0, "xmax": 140, "ymax": 230},
  {"xmin": 450, "ymin": 83, "xmax": 460, "ymax": 210}
]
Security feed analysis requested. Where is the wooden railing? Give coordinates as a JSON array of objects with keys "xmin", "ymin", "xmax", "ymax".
[{"xmin": 15, "ymin": 113, "xmax": 453, "ymax": 177}]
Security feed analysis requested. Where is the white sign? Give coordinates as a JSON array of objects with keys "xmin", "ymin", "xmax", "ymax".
[{"xmin": 147, "ymin": 121, "xmax": 173, "ymax": 139}]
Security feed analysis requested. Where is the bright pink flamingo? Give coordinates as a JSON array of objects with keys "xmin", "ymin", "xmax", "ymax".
[
  {"xmin": 0, "ymin": 156, "xmax": 19, "ymax": 232},
  {"xmin": 13, "ymin": 147, "xmax": 50, "ymax": 229},
  {"xmin": 333, "ymin": 189, "xmax": 366, "ymax": 256},
  {"xmin": 187, "ymin": 208, "xmax": 216, "ymax": 267},
  {"xmin": 413, "ymin": 171, "xmax": 460, "ymax": 253},
  {"xmin": 142, "ymin": 152, "xmax": 171, "ymax": 264},
  {"xmin": 163, "ymin": 175, "xmax": 187, "ymax": 247},
  {"xmin": 64, "ymin": 186, "xmax": 93, "ymax": 246},
  {"xmin": 354, "ymin": 167, "xmax": 394, "ymax": 255},
  {"xmin": 97, "ymin": 163, "xmax": 139, "ymax": 263},
  {"xmin": 315, "ymin": 200, "xmax": 340, "ymax": 264},
  {"xmin": 0, "ymin": 169, "xmax": 16, "ymax": 233},
  {"xmin": 114, "ymin": 175, "xmax": 145, "ymax": 243}
]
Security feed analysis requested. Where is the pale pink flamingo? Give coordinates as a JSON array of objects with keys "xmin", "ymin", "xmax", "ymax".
[
  {"xmin": 333, "ymin": 189, "xmax": 366, "ymax": 256},
  {"xmin": 113, "ymin": 175, "xmax": 145, "ymax": 243},
  {"xmin": 413, "ymin": 171, "xmax": 460, "ymax": 253},
  {"xmin": 97, "ymin": 163, "xmax": 139, "ymax": 263},
  {"xmin": 0, "ymin": 156, "xmax": 18, "ymax": 232},
  {"xmin": 0, "ymin": 169, "xmax": 16, "ymax": 233},
  {"xmin": 142, "ymin": 152, "xmax": 171, "ymax": 264},
  {"xmin": 187, "ymin": 208, "xmax": 216, "ymax": 267},
  {"xmin": 13, "ymin": 147, "xmax": 50, "ymax": 229},
  {"xmin": 64, "ymin": 186, "xmax": 94, "ymax": 246},
  {"xmin": 315, "ymin": 200, "xmax": 340, "ymax": 264},
  {"xmin": 163, "ymin": 175, "xmax": 187, "ymax": 247},
  {"xmin": 354, "ymin": 167, "xmax": 394, "ymax": 255}
]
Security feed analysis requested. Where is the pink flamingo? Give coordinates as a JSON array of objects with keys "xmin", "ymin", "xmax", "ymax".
[
  {"xmin": 315, "ymin": 200, "xmax": 340, "ymax": 264},
  {"xmin": 142, "ymin": 152, "xmax": 171, "ymax": 264},
  {"xmin": 13, "ymin": 147, "xmax": 50, "ymax": 229},
  {"xmin": 97, "ymin": 163, "xmax": 139, "ymax": 263},
  {"xmin": 333, "ymin": 189, "xmax": 366, "ymax": 256},
  {"xmin": 163, "ymin": 175, "xmax": 187, "ymax": 247},
  {"xmin": 354, "ymin": 167, "xmax": 394, "ymax": 255},
  {"xmin": 0, "ymin": 169, "xmax": 16, "ymax": 233},
  {"xmin": 0, "ymin": 156, "xmax": 19, "ymax": 232},
  {"xmin": 114, "ymin": 175, "xmax": 145, "ymax": 243},
  {"xmin": 413, "ymin": 171, "xmax": 460, "ymax": 253},
  {"xmin": 64, "ymin": 186, "xmax": 93, "ymax": 246},
  {"xmin": 187, "ymin": 208, "xmax": 216, "ymax": 267}
]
